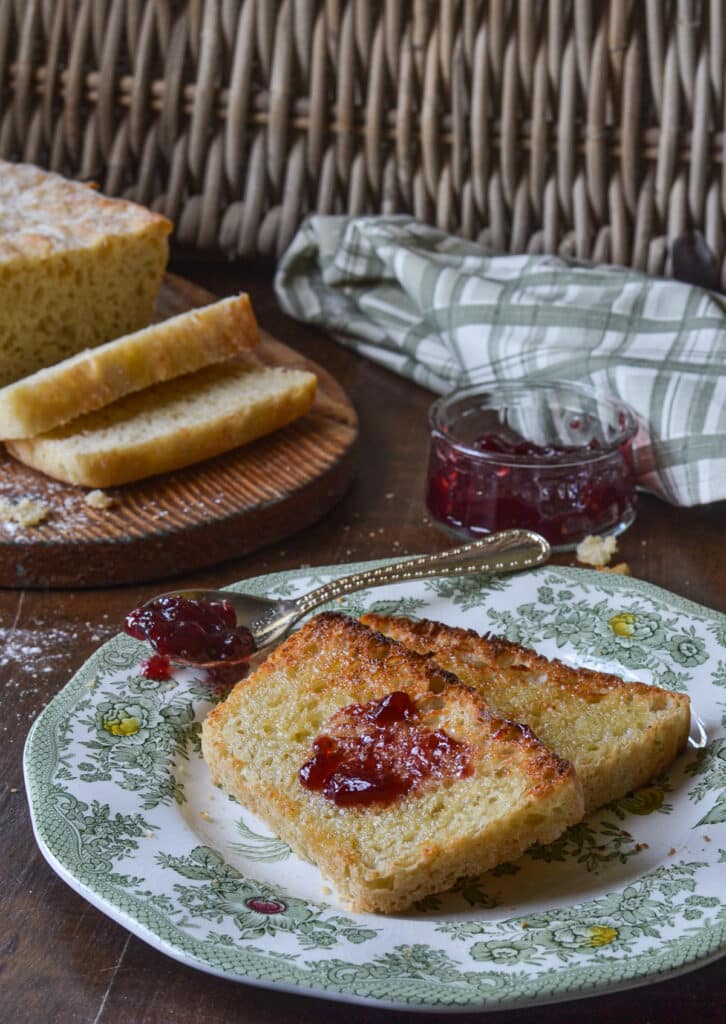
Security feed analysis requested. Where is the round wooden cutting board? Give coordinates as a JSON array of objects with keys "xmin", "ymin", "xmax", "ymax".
[{"xmin": 0, "ymin": 275, "xmax": 358, "ymax": 588}]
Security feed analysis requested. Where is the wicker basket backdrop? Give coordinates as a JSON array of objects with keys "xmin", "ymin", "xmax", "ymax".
[{"xmin": 1, "ymin": 0, "xmax": 724, "ymax": 282}]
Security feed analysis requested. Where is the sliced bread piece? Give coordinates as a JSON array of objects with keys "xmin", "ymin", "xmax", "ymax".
[
  {"xmin": 0, "ymin": 160, "xmax": 171, "ymax": 386},
  {"xmin": 0, "ymin": 294, "xmax": 259, "ymax": 439},
  {"xmin": 6, "ymin": 362, "xmax": 316, "ymax": 487},
  {"xmin": 361, "ymin": 613, "xmax": 691, "ymax": 814},
  {"xmin": 201, "ymin": 612, "xmax": 584, "ymax": 914}
]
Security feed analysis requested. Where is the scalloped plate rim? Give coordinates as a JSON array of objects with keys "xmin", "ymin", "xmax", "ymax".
[{"xmin": 23, "ymin": 562, "xmax": 726, "ymax": 1012}]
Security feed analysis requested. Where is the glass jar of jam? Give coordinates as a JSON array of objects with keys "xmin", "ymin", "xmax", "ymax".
[{"xmin": 425, "ymin": 380, "xmax": 639, "ymax": 551}]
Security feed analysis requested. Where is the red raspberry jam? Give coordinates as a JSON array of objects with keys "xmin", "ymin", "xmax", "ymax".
[
  {"xmin": 141, "ymin": 654, "xmax": 173, "ymax": 680},
  {"xmin": 299, "ymin": 690, "xmax": 473, "ymax": 807},
  {"xmin": 124, "ymin": 596, "xmax": 256, "ymax": 664},
  {"xmin": 426, "ymin": 383, "xmax": 638, "ymax": 550}
]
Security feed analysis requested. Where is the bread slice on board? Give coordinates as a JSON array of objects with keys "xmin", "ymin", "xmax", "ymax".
[
  {"xmin": 0, "ymin": 294, "xmax": 260, "ymax": 440},
  {"xmin": 0, "ymin": 160, "xmax": 170, "ymax": 387},
  {"xmin": 6, "ymin": 362, "xmax": 316, "ymax": 487},
  {"xmin": 201, "ymin": 612, "xmax": 584, "ymax": 914},
  {"xmin": 361, "ymin": 613, "xmax": 692, "ymax": 814}
]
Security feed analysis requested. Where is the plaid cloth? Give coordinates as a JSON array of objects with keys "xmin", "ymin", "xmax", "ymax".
[{"xmin": 274, "ymin": 215, "xmax": 726, "ymax": 507}]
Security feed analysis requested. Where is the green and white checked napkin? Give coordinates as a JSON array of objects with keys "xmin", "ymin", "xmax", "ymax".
[{"xmin": 274, "ymin": 216, "xmax": 726, "ymax": 507}]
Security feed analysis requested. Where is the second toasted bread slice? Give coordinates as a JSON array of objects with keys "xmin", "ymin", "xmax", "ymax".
[
  {"xmin": 361, "ymin": 613, "xmax": 691, "ymax": 814},
  {"xmin": 201, "ymin": 612, "xmax": 584, "ymax": 914}
]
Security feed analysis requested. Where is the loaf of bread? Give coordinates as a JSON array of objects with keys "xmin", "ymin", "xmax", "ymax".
[
  {"xmin": 0, "ymin": 294, "xmax": 259, "ymax": 439},
  {"xmin": 201, "ymin": 612, "xmax": 584, "ymax": 914},
  {"xmin": 361, "ymin": 614, "xmax": 691, "ymax": 813},
  {"xmin": 0, "ymin": 160, "xmax": 170, "ymax": 387},
  {"xmin": 6, "ymin": 362, "xmax": 317, "ymax": 487}
]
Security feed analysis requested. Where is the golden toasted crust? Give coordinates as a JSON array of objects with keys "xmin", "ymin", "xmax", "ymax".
[
  {"xmin": 202, "ymin": 612, "xmax": 584, "ymax": 914},
  {"xmin": 0, "ymin": 160, "xmax": 171, "ymax": 386},
  {"xmin": 6, "ymin": 363, "xmax": 317, "ymax": 487},
  {"xmin": 0, "ymin": 161, "xmax": 170, "ymax": 258},
  {"xmin": 0, "ymin": 294, "xmax": 259, "ymax": 439},
  {"xmin": 361, "ymin": 613, "xmax": 692, "ymax": 813}
]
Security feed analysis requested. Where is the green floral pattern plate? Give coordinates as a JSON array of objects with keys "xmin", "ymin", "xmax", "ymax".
[{"xmin": 24, "ymin": 563, "xmax": 726, "ymax": 1013}]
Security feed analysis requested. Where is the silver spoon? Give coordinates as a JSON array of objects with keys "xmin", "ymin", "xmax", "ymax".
[{"xmin": 142, "ymin": 529, "xmax": 550, "ymax": 664}]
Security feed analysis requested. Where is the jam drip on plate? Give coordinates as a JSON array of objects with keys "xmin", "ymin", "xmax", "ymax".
[
  {"xmin": 299, "ymin": 690, "xmax": 473, "ymax": 807},
  {"xmin": 141, "ymin": 653, "xmax": 173, "ymax": 680},
  {"xmin": 124, "ymin": 596, "xmax": 256, "ymax": 664}
]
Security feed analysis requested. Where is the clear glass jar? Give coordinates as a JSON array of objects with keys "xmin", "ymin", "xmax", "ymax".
[{"xmin": 426, "ymin": 380, "xmax": 639, "ymax": 551}]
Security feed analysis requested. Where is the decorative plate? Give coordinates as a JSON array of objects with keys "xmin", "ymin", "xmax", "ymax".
[{"xmin": 24, "ymin": 563, "xmax": 726, "ymax": 1013}]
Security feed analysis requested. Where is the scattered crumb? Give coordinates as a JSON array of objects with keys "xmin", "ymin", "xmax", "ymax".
[
  {"xmin": 635, "ymin": 842, "xmax": 649, "ymax": 852},
  {"xmin": 384, "ymin": 493, "xmax": 395, "ymax": 500},
  {"xmin": 320, "ymin": 885, "xmax": 332, "ymax": 896},
  {"xmin": 144, "ymin": 831, "xmax": 156, "ymax": 839},
  {"xmin": 704, "ymin": 835, "xmax": 711, "ymax": 842},
  {"xmin": 199, "ymin": 810, "xmax": 212, "ymax": 822},
  {"xmin": 84, "ymin": 489, "xmax": 115, "ymax": 510},
  {"xmin": 9, "ymin": 787, "xmax": 18, "ymax": 793},
  {"xmin": 575, "ymin": 534, "xmax": 618, "ymax": 567},
  {"xmin": 86, "ymin": 678, "xmax": 98, "ymax": 690},
  {"xmin": 668, "ymin": 847, "xmax": 677, "ymax": 856},
  {"xmin": 520, "ymin": 921, "xmax": 529, "ymax": 929},
  {"xmin": 0, "ymin": 496, "xmax": 50, "ymax": 527},
  {"xmin": 401, "ymin": 946, "xmax": 413, "ymax": 957},
  {"xmin": 596, "ymin": 562, "xmax": 631, "ymax": 575}
]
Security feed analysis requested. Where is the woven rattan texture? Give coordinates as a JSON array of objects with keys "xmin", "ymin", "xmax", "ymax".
[{"xmin": 0, "ymin": 0, "xmax": 724, "ymax": 281}]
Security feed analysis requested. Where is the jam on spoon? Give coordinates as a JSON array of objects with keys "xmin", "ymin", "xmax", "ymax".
[{"xmin": 124, "ymin": 595, "xmax": 256, "ymax": 667}]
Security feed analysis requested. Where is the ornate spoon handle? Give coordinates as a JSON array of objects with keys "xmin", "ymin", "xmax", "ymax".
[{"xmin": 292, "ymin": 529, "xmax": 550, "ymax": 617}]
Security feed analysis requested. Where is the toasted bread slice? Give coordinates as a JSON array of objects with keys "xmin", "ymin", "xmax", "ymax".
[
  {"xmin": 0, "ymin": 294, "xmax": 259, "ymax": 439},
  {"xmin": 361, "ymin": 614, "xmax": 691, "ymax": 814},
  {"xmin": 202, "ymin": 612, "xmax": 584, "ymax": 914},
  {"xmin": 6, "ymin": 362, "xmax": 316, "ymax": 487}
]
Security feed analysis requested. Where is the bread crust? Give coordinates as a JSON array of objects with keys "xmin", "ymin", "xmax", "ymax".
[
  {"xmin": 0, "ymin": 294, "xmax": 259, "ymax": 439},
  {"xmin": 361, "ymin": 613, "xmax": 692, "ymax": 813},
  {"xmin": 0, "ymin": 160, "xmax": 171, "ymax": 386},
  {"xmin": 0, "ymin": 160, "xmax": 170, "ymax": 258},
  {"xmin": 202, "ymin": 612, "xmax": 584, "ymax": 913},
  {"xmin": 6, "ymin": 363, "xmax": 317, "ymax": 487}
]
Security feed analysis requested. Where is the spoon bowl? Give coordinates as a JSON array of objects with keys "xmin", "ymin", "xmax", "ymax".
[{"xmin": 135, "ymin": 529, "xmax": 551, "ymax": 667}]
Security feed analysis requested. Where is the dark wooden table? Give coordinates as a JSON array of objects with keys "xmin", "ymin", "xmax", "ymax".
[{"xmin": 2, "ymin": 259, "xmax": 724, "ymax": 1024}]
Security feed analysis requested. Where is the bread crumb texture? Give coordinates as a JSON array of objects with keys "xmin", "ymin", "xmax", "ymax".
[
  {"xmin": 0, "ymin": 160, "xmax": 170, "ymax": 387},
  {"xmin": 201, "ymin": 612, "xmax": 584, "ymax": 914},
  {"xmin": 576, "ymin": 533, "xmax": 618, "ymax": 567},
  {"xmin": 0, "ymin": 293, "xmax": 259, "ymax": 440},
  {"xmin": 361, "ymin": 613, "xmax": 691, "ymax": 814},
  {"xmin": 84, "ymin": 489, "xmax": 114, "ymax": 510},
  {"xmin": 0, "ymin": 495, "xmax": 49, "ymax": 526},
  {"xmin": 6, "ymin": 363, "xmax": 317, "ymax": 487}
]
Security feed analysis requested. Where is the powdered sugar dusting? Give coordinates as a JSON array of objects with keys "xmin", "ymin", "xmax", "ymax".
[{"xmin": 1, "ymin": 613, "xmax": 118, "ymax": 733}]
